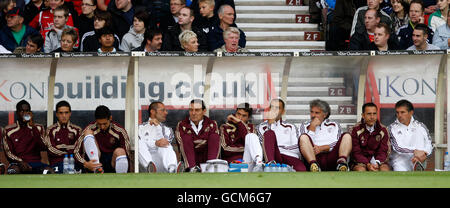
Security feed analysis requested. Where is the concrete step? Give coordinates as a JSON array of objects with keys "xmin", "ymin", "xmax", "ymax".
[
  {"xmin": 286, "ymin": 109, "xmax": 352, "ymax": 115},
  {"xmin": 275, "ymin": 86, "xmax": 346, "ymax": 96},
  {"xmin": 287, "ymin": 96, "xmax": 352, "ymax": 102},
  {"xmin": 286, "ymin": 114, "xmax": 357, "ymax": 120},
  {"xmin": 246, "ymin": 31, "xmax": 307, "ymax": 41},
  {"xmin": 274, "ymin": 77, "xmax": 345, "ymax": 85},
  {"xmin": 285, "ymin": 104, "xmax": 346, "ymax": 110},
  {"xmin": 246, "ymin": 41, "xmax": 325, "ymax": 49},
  {"xmin": 236, "ymin": 6, "xmax": 309, "ymax": 14},
  {"xmin": 238, "ymin": 23, "xmax": 318, "ymax": 32},
  {"xmin": 236, "ymin": 14, "xmax": 306, "ymax": 23},
  {"xmin": 235, "ymin": 0, "xmax": 297, "ymax": 6}
]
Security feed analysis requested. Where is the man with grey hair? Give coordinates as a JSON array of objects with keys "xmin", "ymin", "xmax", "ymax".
[
  {"xmin": 298, "ymin": 99, "xmax": 353, "ymax": 171},
  {"xmin": 213, "ymin": 27, "xmax": 248, "ymax": 52},
  {"xmin": 207, "ymin": 4, "xmax": 246, "ymax": 51}
]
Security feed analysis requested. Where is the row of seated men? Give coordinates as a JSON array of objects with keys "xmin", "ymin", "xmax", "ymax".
[
  {"xmin": 0, "ymin": 97, "xmax": 432, "ymax": 174},
  {"xmin": 0, "ymin": 0, "xmax": 247, "ymax": 54},
  {"xmin": 322, "ymin": 0, "xmax": 449, "ymax": 51}
]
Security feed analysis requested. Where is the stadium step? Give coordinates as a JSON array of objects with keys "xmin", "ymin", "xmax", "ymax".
[
  {"xmin": 237, "ymin": 14, "xmax": 305, "ymax": 23},
  {"xmin": 234, "ymin": 0, "xmax": 324, "ymax": 52},
  {"xmin": 246, "ymin": 41, "xmax": 325, "ymax": 49},
  {"xmin": 235, "ymin": 6, "xmax": 309, "ymax": 14},
  {"xmin": 246, "ymin": 31, "xmax": 308, "ymax": 41},
  {"xmin": 235, "ymin": 0, "xmax": 295, "ymax": 6},
  {"xmin": 237, "ymin": 23, "xmax": 318, "ymax": 32}
]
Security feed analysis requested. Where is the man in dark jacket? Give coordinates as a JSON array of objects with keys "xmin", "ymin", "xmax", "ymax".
[
  {"xmin": 350, "ymin": 0, "xmax": 392, "ymax": 37},
  {"xmin": 327, "ymin": 0, "xmax": 358, "ymax": 50},
  {"xmin": 0, "ymin": 7, "xmax": 40, "ymax": 52},
  {"xmin": 368, "ymin": 23, "xmax": 400, "ymax": 51},
  {"xmin": 349, "ymin": 8, "xmax": 380, "ymax": 50},
  {"xmin": 207, "ymin": 4, "xmax": 245, "ymax": 51},
  {"xmin": 397, "ymin": 0, "xmax": 434, "ymax": 49},
  {"xmin": 108, "ymin": 0, "xmax": 137, "ymax": 40},
  {"xmin": 162, "ymin": 6, "xmax": 207, "ymax": 51}
]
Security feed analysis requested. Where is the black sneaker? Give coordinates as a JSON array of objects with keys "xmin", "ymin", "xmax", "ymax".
[
  {"xmin": 189, "ymin": 165, "xmax": 201, "ymax": 173},
  {"xmin": 336, "ymin": 162, "xmax": 349, "ymax": 172},
  {"xmin": 413, "ymin": 161, "xmax": 425, "ymax": 171}
]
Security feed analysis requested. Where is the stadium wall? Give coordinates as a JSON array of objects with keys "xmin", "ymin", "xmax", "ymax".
[{"xmin": 0, "ymin": 50, "xmax": 448, "ymax": 172}]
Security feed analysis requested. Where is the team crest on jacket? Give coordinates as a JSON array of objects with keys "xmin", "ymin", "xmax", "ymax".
[
  {"xmin": 110, "ymin": 137, "xmax": 115, "ymax": 144},
  {"xmin": 68, "ymin": 133, "xmax": 74, "ymax": 140},
  {"xmin": 376, "ymin": 135, "xmax": 381, "ymax": 142}
]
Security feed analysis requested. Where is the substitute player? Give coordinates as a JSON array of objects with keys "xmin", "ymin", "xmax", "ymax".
[
  {"xmin": 220, "ymin": 103, "xmax": 264, "ymax": 172},
  {"xmin": 388, "ymin": 99, "xmax": 433, "ymax": 171},
  {"xmin": 350, "ymin": 102, "xmax": 390, "ymax": 171},
  {"xmin": 138, "ymin": 101, "xmax": 183, "ymax": 173},
  {"xmin": 299, "ymin": 99, "xmax": 352, "ymax": 171},
  {"xmin": 74, "ymin": 105, "xmax": 131, "ymax": 173},
  {"xmin": 2, "ymin": 100, "xmax": 50, "ymax": 174},
  {"xmin": 254, "ymin": 98, "xmax": 306, "ymax": 172},
  {"xmin": 44, "ymin": 101, "xmax": 82, "ymax": 173}
]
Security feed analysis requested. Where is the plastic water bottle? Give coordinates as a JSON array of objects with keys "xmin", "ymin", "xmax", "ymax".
[
  {"xmin": 63, "ymin": 154, "xmax": 69, "ymax": 174},
  {"xmin": 68, "ymin": 154, "xmax": 75, "ymax": 174},
  {"xmin": 281, "ymin": 164, "xmax": 288, "ymax": 172},
  {"xmin": 444, "ymin": 152, "xmax": 450, "ymax": 171},
  {"xmin": 275, "ymin": 164, "xmax": 281, "ymax": 172},
  {"xmin": 264, "ymin": 164, "xmax": 271, "ymax": 172}
]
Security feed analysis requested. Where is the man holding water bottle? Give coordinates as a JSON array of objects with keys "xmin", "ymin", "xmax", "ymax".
[
  {"xmin": 44, "ymin": 101, "xmax": 82, "ymax": 173},
  {"xmin": 2, "ymin": 100, "xmax": 51, "ymax": 174}
]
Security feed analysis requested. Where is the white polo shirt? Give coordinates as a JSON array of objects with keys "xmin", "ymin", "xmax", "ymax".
[{"xmin": 299, "ymin": 119, "xmax": 342, "ymax": 151}]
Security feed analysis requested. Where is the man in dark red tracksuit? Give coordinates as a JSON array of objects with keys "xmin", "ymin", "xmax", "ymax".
[
  {"xmin": 2, "ymin": 100, "xmax": 50, "ymax": 174},
  {"xmin": 0, "ymin": 127, "xmax": 6, "ymax": 174},
  {"xmin": 220, "ymin": 103, "xmax": 254, "ymax": 163},
  {"xmin": 44, "ymin": 101, "xmax": 82, "ymax": 173},
  {"xmin": 350, "ymin": 102, "xmax": 390, "ymax": 171},
  {"xmin": 74, "ymin": 105, "xmax": 131, "ymax": 173},
  {"xmin": 175, "ymin": 99, "xmax": 220, "ymax": 172}
]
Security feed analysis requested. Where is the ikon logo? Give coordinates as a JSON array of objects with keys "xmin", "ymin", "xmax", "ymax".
[{"xmin": 0, "ymin": 80, "xmax": 11, "ymax": 102}]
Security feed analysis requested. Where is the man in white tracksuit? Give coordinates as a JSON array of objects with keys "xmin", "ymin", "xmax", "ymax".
[
  {"xmin": 388, "ymin": 99, "xmax": 433, "ymax": 171},
  {"xmin": 138, "ymin": 101, "xmax": 182, "ymax": 173},
  {"xmin": 247, "ymin": 98, "xmax": 306, "ymax": 172}
]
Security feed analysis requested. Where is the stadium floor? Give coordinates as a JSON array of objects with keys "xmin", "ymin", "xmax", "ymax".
[{"xmin": 1, "ymin": 171, "xmax": 450, "ymax": 188}]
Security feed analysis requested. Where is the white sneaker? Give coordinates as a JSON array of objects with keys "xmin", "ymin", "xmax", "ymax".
[
  {"xmin": 252, "ymin": 162, "xmax": 264, "ymax": 172},
  {"xmin": 168, "ymin": 164, "xmax": 176, "ymax": 173}
]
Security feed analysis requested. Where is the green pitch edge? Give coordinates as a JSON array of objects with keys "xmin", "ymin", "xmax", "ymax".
[{"xmin": 1, "ymin": 172, "xmax": 450, "ymax": 188}]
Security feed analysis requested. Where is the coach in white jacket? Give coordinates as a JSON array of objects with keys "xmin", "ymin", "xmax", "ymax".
[
  {"xmin": 138, "ymin": 101, "xmax": 182, "ymax": 173},
  {"xmin": 388, "ymin": 99, "xmax": 433, "ymax": 171}
]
